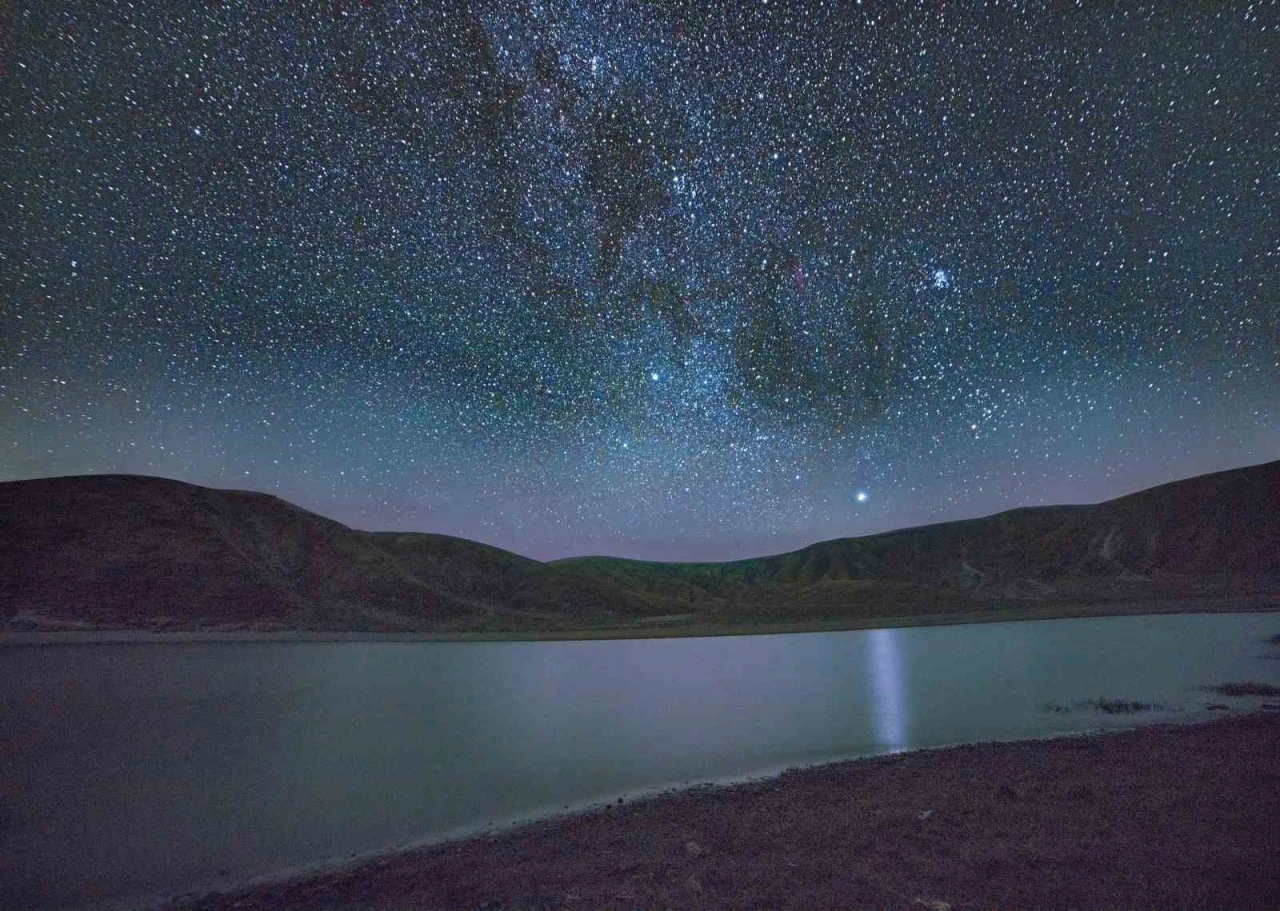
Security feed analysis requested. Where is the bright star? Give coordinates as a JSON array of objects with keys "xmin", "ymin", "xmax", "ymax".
[
  {"xmin": 856, "ymin": 490, "xmax": 869, "ymax": 503},
  {"xmin": 650, "ymin": 371, "xmax": 659, "ymax": 381},
  {"xmin": 932, "ymin": 269, "xmax": 950, "ymax": 289}
]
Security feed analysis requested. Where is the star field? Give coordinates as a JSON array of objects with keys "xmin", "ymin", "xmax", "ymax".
[{"xmin": 2, "ymin": 1, "xmax": 1277, "ymax": 561}]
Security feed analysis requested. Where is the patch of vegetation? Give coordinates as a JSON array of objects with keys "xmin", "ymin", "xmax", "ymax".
[
  {"xmin": 1201, "ymin": 681, "xmax": 1280, "ymax": 698},
  {"xmin": 1086, "ymin": 698, "xmax": 1169, "ymax": 715},
  {"xmin": 1039, "ymin": 698, "xmax": 1174, "ymax": 715}
]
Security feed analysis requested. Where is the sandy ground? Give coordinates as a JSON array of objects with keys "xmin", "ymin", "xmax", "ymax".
[{"xmin": 166, "ymin": 711, "xmax": 1280, "ymax": 911}]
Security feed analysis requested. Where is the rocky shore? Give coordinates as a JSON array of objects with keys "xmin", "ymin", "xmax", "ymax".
[{"xmin": 169, "ymin": 711, "xmax": 1280, "ymax": 911}]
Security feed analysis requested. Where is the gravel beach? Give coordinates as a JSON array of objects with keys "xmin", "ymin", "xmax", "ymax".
[{"xmin": 167, "ymin": 711, "xmax": 1280, "ymax": 911}]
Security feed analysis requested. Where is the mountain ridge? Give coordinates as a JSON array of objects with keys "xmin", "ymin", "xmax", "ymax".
[{"xmin": 2, "ymin": 460, "xmax": 1277, "ymax": 632}]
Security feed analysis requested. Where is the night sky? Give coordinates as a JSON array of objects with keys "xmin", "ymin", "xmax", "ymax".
[{"xmin": 2, "ymin": 1, "xmax": 1276, "ymax": 562}]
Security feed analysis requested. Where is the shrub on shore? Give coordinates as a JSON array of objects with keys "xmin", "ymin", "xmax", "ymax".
[
  {"xmin": 1039, "ymin": 698, "xmax": 1173, "ymax": 715},
  {"xmin": 1201, "ymin": 681, "xmax": 1280, "ymax": 697}
]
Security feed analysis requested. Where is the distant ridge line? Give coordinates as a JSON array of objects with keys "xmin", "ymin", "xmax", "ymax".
[{"xmin": 2, "ymin": 460, "xmax": 1277, "ymax": 632}]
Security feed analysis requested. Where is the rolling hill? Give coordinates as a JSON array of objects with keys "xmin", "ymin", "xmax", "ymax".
[{"xmin": 1, "ymin": 461, "xmax": 1277, "ymax": 632}]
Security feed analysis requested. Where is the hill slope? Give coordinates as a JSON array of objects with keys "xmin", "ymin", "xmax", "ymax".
[
  {"xmin": 1, "ymin": 461, "xmax": 1277, "ymax": 632},
  {"xmin": 559, "ymin": 460, "xmax": 1280, "ymax": 620},
  {"xmin": 0, "ymin": 476, "xmax": 672, "ymax": 631}
]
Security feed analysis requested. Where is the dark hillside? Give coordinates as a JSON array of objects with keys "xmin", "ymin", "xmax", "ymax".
[
  {"xmin": 0, "ymin": 476, "xmax": 472, "ymax": 629},
  {"xmin": 557, "ymin": 461, "xmax": 1280, "ymax": 614},
  {"xmin": 2, "ymin": 461, "xmax": 1277, "ymax": 632}
]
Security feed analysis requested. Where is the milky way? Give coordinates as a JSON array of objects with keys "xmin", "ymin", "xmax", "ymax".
[{"xmin": 3, "ymin": 1, "xmax": 1277, "ymax": 560}]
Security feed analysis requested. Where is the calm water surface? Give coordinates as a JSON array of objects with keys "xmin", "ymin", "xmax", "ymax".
[{"xmin": 2, "ymin": 612, "xmax": 1277, "ymax": 909}]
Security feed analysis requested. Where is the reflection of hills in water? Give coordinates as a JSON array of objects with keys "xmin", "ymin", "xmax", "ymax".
[{"xmin": 2, "ymin": 460, "xmax": 1278, "ymax": 632}]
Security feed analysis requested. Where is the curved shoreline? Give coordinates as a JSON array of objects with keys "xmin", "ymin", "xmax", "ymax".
[{"xmin": 161, "ymin": 710, "xmax": 1280, "ymax": 911}]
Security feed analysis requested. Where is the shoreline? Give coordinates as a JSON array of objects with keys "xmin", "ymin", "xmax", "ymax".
[
  {"xmin": 4, "ymin": 598, "xmax": 1276, "ymax": 645},
  {"xmin": 163, "ymin": 710, "xmax": 1280, "ymax": 911}
]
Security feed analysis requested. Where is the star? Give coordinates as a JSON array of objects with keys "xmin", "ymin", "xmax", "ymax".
[{"xmin": 2, "ymin": 0, "xmax": 1269, "ymax": 562}]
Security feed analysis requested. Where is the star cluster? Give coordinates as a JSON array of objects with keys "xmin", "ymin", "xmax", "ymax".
[{"xmin": 3, "ymin": 1, "xmax": 1277, "ymax": 560}]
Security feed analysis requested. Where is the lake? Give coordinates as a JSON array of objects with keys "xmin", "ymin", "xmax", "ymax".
[{"xmin": 2, "ymin": 612, "xmax": 1277, "ymax": 910}]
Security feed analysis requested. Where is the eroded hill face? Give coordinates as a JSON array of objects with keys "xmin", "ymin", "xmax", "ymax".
[
  {"xmin": 0, "ymin": 475, "xmax": 458, "ymax": 630},
  {"xmin": 2, "ymin": 462, "xmax": 1278, "ymax": 632},
  {"xmin": 558, "ymin": 461, "xmax": 1280, "ymax": 610},
  {"xmin": 0, "ymin": 476, "xmax": 675, "ymax": 631}
]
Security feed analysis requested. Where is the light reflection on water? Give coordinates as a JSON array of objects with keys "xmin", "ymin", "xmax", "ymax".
[{"xmin": 867, "ymin": 627, "xmax": 906, "ymax": 749}]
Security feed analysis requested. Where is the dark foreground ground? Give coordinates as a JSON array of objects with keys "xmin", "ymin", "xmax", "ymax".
[{"xmin": 171, "ymin": 712, "xmax": 1280, "ymax": 911}]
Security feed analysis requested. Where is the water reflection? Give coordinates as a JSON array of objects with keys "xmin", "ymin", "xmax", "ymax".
[
  {"xmin": 3, "ymin": 612, "xmax": 1275, "ymax": 910},
  {"xmin": 866, "ymin": 627, "xmax": 906, "ymax": 748}
]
